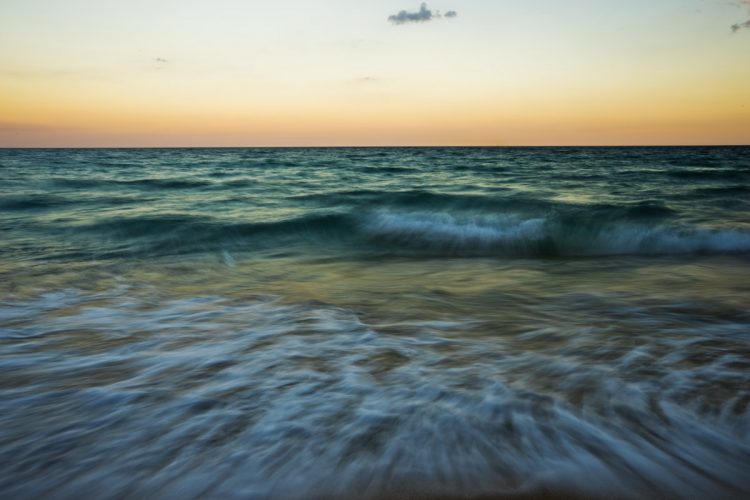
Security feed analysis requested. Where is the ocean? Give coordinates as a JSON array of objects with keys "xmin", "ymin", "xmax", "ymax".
[{"xmin": 1, "ymin": 147, "xmax": 749, "ymax": 498}]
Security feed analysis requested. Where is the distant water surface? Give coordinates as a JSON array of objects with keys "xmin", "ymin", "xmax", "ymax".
[{"xmin": 1, "ymin": 147, "xmax": 749, "ymax": 498}]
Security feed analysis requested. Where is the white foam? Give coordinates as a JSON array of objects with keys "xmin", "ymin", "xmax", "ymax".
[
  {"xmin": 361, "ymin": 210, "xmax": 750, "ymax": 256},
  {"xmin": 363, "ymin": 210, "xmax": 546, "ymax": 248}
]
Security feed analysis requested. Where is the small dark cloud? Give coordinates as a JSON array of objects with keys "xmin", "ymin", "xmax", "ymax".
[
  {"xmin": 730, "ymin": 0, "xmax": 750, "ymax": 31},
  {"xmin": 155, "ymin": 58, "xmax": 168, "ymax": 63},
  {"xmin": 389, "ymin": 3, "xmax": 434, "ymax": 24},
  {"xmin": 388, "ymin": 3, "xmax": 457, "ymax": 25}
]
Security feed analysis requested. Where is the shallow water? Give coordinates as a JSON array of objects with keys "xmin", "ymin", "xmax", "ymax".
[{"xmin": 1, "ymin": 147, "xmax": 749, "ymax": 498}]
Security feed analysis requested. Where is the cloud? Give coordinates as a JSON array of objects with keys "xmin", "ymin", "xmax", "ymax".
[
  {"xmin": 731, "ymin": 0, "xmax": 750, "ymax": 31},
  {"xmin": 388, "ymin": 3, "xmax": 457, "ymax": 25},
  {"xmin": 389, "ymin": 3, "xmax": 434, "ymax": 24},
  {"xmin": 155, "ymin": 57, "xmax": 168, "ymax": 63},
  {"xmin": 346, "ymin": 76, "xmax": 381, "ymax": 86}
]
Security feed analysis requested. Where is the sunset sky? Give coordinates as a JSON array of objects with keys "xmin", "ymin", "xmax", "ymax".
[{"xmin": 1, "ymin": 0, "xmax": 749, "ymax": 146}]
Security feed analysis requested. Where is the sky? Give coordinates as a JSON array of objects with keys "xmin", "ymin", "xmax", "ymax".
[{"xmin": 1, "ymin": 0, "xmax": 749, "ymax": 146}]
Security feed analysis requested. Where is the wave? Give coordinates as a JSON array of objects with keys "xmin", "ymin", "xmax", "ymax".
[
  {"xmin": 0, "ymin": 194, "xmax": 75, "ymax": 211},
  {"xmin": 54, "ymin": 207, "xmax": 750, "ymax": 260},
  {"xmin": 667, "ymin": 168, "xmax": 750, "ymax": 181},
  {"xmin": 51, "ymin": 177, "xmax": 214, "ymax": 190},
  {"xmin": 2, "ymin": 290, "xmax": 749, "ymax": 498},
  {"xmin": 290, "ymin": 190, "xmax": 676, "ymax": 218},
  {"xmin": 691, "ymin": 185, "xmax": 750, "ymax": 196},
  {"xmin": 0, "ymin": 194, "xmax": 144, "ymax": 211},
  {"xmin": 360, "ymin": 211, "xmax": 750, "ymax": 257}
]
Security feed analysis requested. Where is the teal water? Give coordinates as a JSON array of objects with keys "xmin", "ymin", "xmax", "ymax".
[{"xmin": 1, "ymin": 147, "xmax": 749, "ymax": 498}]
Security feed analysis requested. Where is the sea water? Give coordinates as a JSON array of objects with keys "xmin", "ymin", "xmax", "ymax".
[{"xmin": 1, "ymin": 147, "xmax": 749, "ymax": 498}]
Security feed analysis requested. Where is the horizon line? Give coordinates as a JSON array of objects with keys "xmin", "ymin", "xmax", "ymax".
[{"xmin": 1, "ymin": 144, "xmax": 749, "ymax": 149}]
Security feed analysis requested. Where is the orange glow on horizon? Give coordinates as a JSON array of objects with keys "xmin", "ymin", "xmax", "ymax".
[{"xmin": 1, "ymin": 1, "xmax": 749, "ymax": 146}]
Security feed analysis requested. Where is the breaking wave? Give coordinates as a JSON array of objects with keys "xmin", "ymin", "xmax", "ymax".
[
  {"xmin": 38, "ymin": 208, "xmax": 750, "ymax": 260},
  {"xmin": 361, "ymin": 210, "xmax": 750, "ymax": 257}
]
